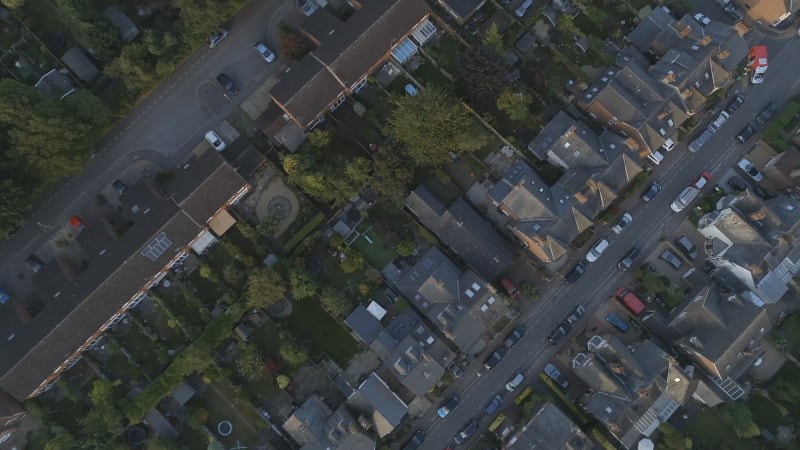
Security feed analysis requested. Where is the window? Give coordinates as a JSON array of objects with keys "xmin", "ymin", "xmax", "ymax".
[{"xmin": 141, "ymin": 232, "xmax": 172, "ymax": 261}]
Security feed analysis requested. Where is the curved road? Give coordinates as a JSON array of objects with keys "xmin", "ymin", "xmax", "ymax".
[{"xmin": 424, "ymin": 32, "xmax": 800, "ymax": 449}]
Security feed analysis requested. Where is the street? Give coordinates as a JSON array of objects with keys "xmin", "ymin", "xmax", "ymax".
[
  {"xmin": 0, "ymin": 0, "xmax": 299, "ymax": 294},
  {"xmin": 422, "ymin": 31, "xmax": 800, "ymax": 449}
]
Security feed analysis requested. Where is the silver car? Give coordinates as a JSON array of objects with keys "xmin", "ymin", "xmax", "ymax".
[{"xmin": 254, "ymin": 42, "xmax": 276, "ymax": 62}]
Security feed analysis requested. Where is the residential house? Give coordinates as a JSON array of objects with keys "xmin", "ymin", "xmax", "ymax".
[
  {"xmin": 405, "ymin": 187, "xmax": 515, "ymax": 281},
  {"xmin": 627, "ymin": 6, "xmax": 676, "ymax": 55},
  {"xmin": 0, "ymin": 389, "xmax": 26, "ymax": 448},
  {"xmin": 761, "ymin": 146, "xmax": 800, "ymax": 192},
  {"xmin": 394, "ymin": 246, "xmax": 509, "ymax": 356},
  {"xmin": 282, "ymin": 394, "xmax": 375, "ymax": 450},
  {"xmin": 0, "ymin": 150, "xmax": 249, "ymax": 401},
  {"xmin": 698, "ymin": 190, "xmax": 800, "ymax": 303},
  {"xmin": 504, "ymin": 401, "xmax": 593, "ymax": 450},
  {"xmin": 34, "ymin": 69, "xmax": 75, "ymax": 100},
  {"xmin": 576, "ymin": 55, "xmax": 690, "ymax": 155},
  {"xmin": 666, "ymin": 286, "xmax": 770, "ymax": 398},
  {"xmin": 267, "ymin": 0, "xmax": 435, "ymax": 131},
  {"xmin": 103, "ymin": 6, "xmax": 140, "ymax": 42},
  {"xmin": 436, "ymin": 0, "xmax": 486, "ymax": 24},
  {"xmin": 733, "ymin": 0, "xmax": 799, "ymax": 27},
  {"xmin": 60, "ymin": 47, "xmax": 100, "ymax": 84},
  {"xmin": 346, "ymin": 372, "xmax": 408, "ymax": 438},
  {"xmin": 571, "ymin": 335, "xmax": 693, "ymax": 449}
]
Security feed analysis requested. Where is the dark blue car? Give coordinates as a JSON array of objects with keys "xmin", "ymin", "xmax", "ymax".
[{"xmin": 606, "ymin": 313, "xmax": 629, "ymax": 333}]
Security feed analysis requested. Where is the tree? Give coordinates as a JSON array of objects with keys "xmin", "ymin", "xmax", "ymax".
[
  {"xmin": 308, "ymin": 129, "xmax": 335, "ymax": 148},
  {"xmin": 456, "ymin": 46, "xmax": 511, "ymax": 106},
  {"xmin": 771, "ymin": 378, "xmax": 800, "ymax": 404},
  {"xmin": 371, "ymin": 148, "xmax": 414, "ymax": 204},
  {"xmin": 279, "ymin": 338, "xmax": 309, "ymax": 366},
  {"xmin": 345, "ymin": 157, "xmax": 373, "ymax": 187},
  {"xmin": 222, "ymin": 263, "xmax": 246, "ymax": 286},
  {"xmin": 319, "ymin": 286, "xmax": 353, "ymax": 320},
  {"xmin": 719, "ymin": 402, "xmax": 760, "ymax": 438},
  {"xmin": 340, "ymin": 248, "xmax": 367, "ymax": 274},
  {"xmin": 1, "ymin": 0, "xmax": 25, "ymax": 8},
  {"xmin": 246, "ymin": 267, "xmax": 287, "ymax": 309},
  {"xmin": 277, "ymin": 374, "xmax": 291, "ymax": 389},
  {"xmin": 88, "ymin": 379, "xmax": 118, "ymax": 411},
  {"xmin": 657, "ymin": 423, "xmax": 692, "ymax": 449},
  {"xmin": 0, "ymin": 179, "xmax": 29, "ymax": 239},
  {"xmin": 395, "ymin": 239, "xmax": 416, "ymax": 257},
  {"xmin": 288, "ymin": 269, "xmax": 319, "ymax": 300},
  {"xmin": 483, "ymin": 23, "xmax": 504, "ymax": 53},
  {"xmin": 80, "ymin": 406, "xmax": 125, "ymax": 444},
  {"xmin": 45, "ymin": 432, "xmax": 79, "ymax": 450},
  {"xmin": 389, "ymin": 88, "xmax": 487, "ymax": 166},
  {"xmin": 279, "ymin": 30, "xmax": 309, "ymax": 59},
  {"xmin": 236, "ymin": 346, "xmax": 266, "ymax": 382},
  {"xmin": 497, "ymin": 87, "xmax": 533, "ymax": 121}
]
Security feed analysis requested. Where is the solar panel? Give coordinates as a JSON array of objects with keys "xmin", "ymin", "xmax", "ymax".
[{"xmin": 141, "ymin": 232, "xmax": 173, "ymax": 261}]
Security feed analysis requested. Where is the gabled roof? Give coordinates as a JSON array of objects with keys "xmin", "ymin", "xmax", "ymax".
[
  {"xmin": 628, "ymin": 6, "xmax": 676, "ymax": 54},
  {"xmin": 283, "ymin": 394, "xmax": 375, "ymax": 449},
  {"xmin": 507, "ymin": 402, "xmax": 593, "ymax": 450},
  {"xmin": 405, "ymin": 187, "xmax": 514, "ymax": 281},
  {"xmin": 488, "ymin": 161, "xmax": 558, "ymax": 221},
  {"xmin": 346, "ymin": 372, "xmax": 408, "ymax": 438},
  {"xmin": 436, "ymin": 0, "xmax": 486, "ymax": 22},
  {"xmin": 527, "ymin": 111, "xmax": 608, "ymax": 167},
  {"xmin": 385, "ymin": 335, "xmax": 445, "ymax": 396},
  {"xmin": 103, "ymin": 6, "xmax": 140, "ymax": 42},
  {"xmin": 345, "ymin": 306, "xmax": 383, "ymax": 344},
  {"xmin": 668, "ymin": 286, "xmax": 771, "ymax": 379},
  {"xmin": 60, "ymin": 47, "xmax": 99, "ymax": 83}
]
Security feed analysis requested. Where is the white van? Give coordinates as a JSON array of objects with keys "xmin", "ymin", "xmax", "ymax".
[
  {"xmin": 647, "ymin": 150, "xmax": 665, "ymax": 165},
  {"xmin": 662, "ymin": 138, "xmax": 675, "ymax": 152},
  {"xmin": 670, "ymin": 186, "xmax": 700, "ymax": 212}
]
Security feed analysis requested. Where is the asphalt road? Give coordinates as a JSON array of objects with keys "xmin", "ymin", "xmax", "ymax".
[
  {"xmin": 0, "ymin": 0, "xmax": 297, "ymax": 294},
  {"xmin": 423, "ymin": 32, "xmax": 800, "ymax": 449}
]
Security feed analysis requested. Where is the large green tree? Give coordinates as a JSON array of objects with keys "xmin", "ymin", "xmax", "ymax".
[
  {"xmin": 279, "ymin": 338, "xmax": 309, "ymax": 366},
  {"xmin": 389, "ymin": 88, "xmax": 487, "ymax": 166},
  {"xmin": 236, "ymin": 346, "xmax": 266, "ymax": 382},
  {"xmin": 371, "ymin": 148, "xmax": 414, "ymax": 204},
  {"xmin": 456, "ymin": 46, "xmax": 512, "ymax": 107},
  {"xmin": 246, "ymin": 267, "xmax": 287, "ymax": 309},
  {"xmin": 497, "ymin": 87, "xmax": 533, "ymax": 121},
  {"xmin": 288, "ymin": 269, "xmax": 319, "ymax": 300},
  {"xmin": 319, "ymin": 286, "xmax": 353, "ymax": 320},
  {"xmin": 719, "ymin": 402, "xmax": 760, "ymax": 439}
]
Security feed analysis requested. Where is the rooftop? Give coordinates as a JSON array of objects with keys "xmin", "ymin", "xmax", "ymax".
[
  {"xmin": 346, "ymin": 372, "xmax": 408, "ymax": 438},
  {"xmin": 506, "ymin": 402, "xmax": 593, "ymax": 450}
]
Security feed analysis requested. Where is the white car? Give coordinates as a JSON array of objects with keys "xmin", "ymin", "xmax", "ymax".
[
  {"xmin": 737, "ymin": 158, "xmax": 764, "ymax": 181},
  {"xmin": 204, "ymin": 130, "xmax": 226, "ymax": 152},
  {"xmin": 693, "ymin": 13, "xmax": 711, "ymax": 26},
  {"xmin": 505, "ymin": 373, "xmax": 525, "ymax": 392},
  {"xmin": 611, "ymin": 213, "xmax": 633, "ymax": 234},
  {"xmin": 254, "ymin": 42, "xmax": 276, "ymax": 62},
  {"xmin": 515, "ymin": 0, "xmax": 533, "ymax": 17},
  {"xmin": 586, "ymin": 239, "xmax": 609, "ymax": 263},
  {"xmin": 661, "ymin": 138, "xmax": 675, "ymax": 152}
]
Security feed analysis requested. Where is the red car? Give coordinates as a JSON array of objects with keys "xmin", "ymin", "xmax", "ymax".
[
  {"xmin": 501, "ymin": 278, "xmax": 520, "ymax": 299},
  {"xmin": 691, "ymin": 171, "xmax": 711, "ymax": 189},
  {"xmin": 615, "ymin": 288, "xmax": 645, "ymax": 315},
  {"xmin": 69, "ymin": 215, "xmax": 86, "ymax": 232}
]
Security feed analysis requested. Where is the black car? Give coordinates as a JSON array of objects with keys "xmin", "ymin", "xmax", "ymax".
[
  {"xmin": 728, "ymin": 176, "xmax": 747, "ymax": 191},
  {"xmin": 437, "ymin": 395, "xmax": 460, "ymax": 418},
  {"xmin": 401, "ymin": 430, "xmax": 425, "ymax": 450},
  {"xmin": 483, "ymin": 348, "xmax": 507, "ymax": 370},
  {"xmin": 448, "ymin": 364, "xmax": 465, "ymax": 379},
  {"xmin": 641, "ymin": 182, "xmax": 662, "ymax": 202},
  {"xmin": 216, "ymin": 73, "xmax": 239, "ymax": 95},
  {"xmin": 726, "ymin": 94, "xmax": 745, "ymax": 113},
  {"xmin": 454, "ymin": 419, "xmax": 479, "ymax": 445},
  {"xmin": 736, "ymin": 123, "xmax": 756, "ymax": 143},
  {"xmin": 757, "ymin": 102, "xmax": 778, "ymax": 124},
  {"xmin": 617, "ymin": 247, "xmax": 641, "ymax": 271},
  {"xmin": 548, "ymin": 321, "xmax": 571, "ymax": 345},
  {"xmin": 112, "ymin": 179, "xmax": 127, "ymax": 194},
  {"xmin": 564, "ymin": 262, "xmax": 586, "ymax": 284},
  {"xmin": 25, "ymin": 255, "xmax": 45, "ymax": 272},
  {"xmin": 503, "ymin": 325, "xmax": 525, "ymax": 348}
]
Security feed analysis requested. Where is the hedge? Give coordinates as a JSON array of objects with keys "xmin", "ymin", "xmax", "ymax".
[
  {"xmin": 538, "ymin": 373, "xmax": 590, "ymax": 425},
  {"xmin": 123, "ymin": 303, "xmax": 243, "ymax": 423},
  {"xmin": 284, "ymin": 212, "xmax": 325, "ymax": 253}
]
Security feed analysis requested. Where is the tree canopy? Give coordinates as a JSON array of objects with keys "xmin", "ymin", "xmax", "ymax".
[
  {"xmin": 246, "ymin": 267, "xmax": 287, "ymax": 309},
  {"xmin": 456, "ymin": 46, "xmax": 512, "ymax": 107}
]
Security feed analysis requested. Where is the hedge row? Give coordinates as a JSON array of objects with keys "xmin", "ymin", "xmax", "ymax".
[
  {"xmin": 123, "ymin": 303, "xmax": 243, "ymax": 423},
  {"xmin": 538, "ymin": 373, "xmax": 590, "ymax": 425},
  {"xmin": 284, "ymin": 212, "xmax": 326, "ymax": 253}
]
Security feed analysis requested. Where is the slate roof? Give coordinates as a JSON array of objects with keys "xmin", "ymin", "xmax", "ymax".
[
  {"xmin": 405, "ymin": 187, "xmax": 514, "ymax": 281},
  {"xmin": 668, "ymin": 286, "xmax": 771, "ymax": 379},
  {"xmin": 0, "ymin": 157, "xmax": 247, "ymax": 401},
  {"xmin": 628, "ymin": 6, "xmax": 676, "ymax": 54},
  {"xmin": 346, "ymin": 372, "xmax": 408, "ymax": 438},
  {"xmin": 282, "ymin": 395, "xmax": 375, "ymax": 450},
  {"xmin": 506, "ymin": 402, "xmax": 593, "ymax": 450},
  {"xmin": 345, "ymin": 305, "xmax": 383, "ymax": 344},
  {"xmin": 528, "ymin": 111, "xmax": 609, "ymax": 168},
  {"xmin": 436, "ymin": 0, "xmax": 486, "ymax": 22},
  {"xmin": 394, "ymin": 247, "xmax": 506, "ymax": 353},
  {"xmin": 271, "ymin": 0, "xmax": 430, "ymax": 127},
  {"xmin": 60, "ymin": 47, "xmax": 99, "ymax": 83},
  {"xmin": 385, "ymin": 335, "xmax": 445, "ymax": 396}
]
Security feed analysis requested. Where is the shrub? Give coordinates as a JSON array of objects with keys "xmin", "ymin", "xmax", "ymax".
[{"xmin": 284, "ymin": 212, "xmax": 325, "ymax": 253}]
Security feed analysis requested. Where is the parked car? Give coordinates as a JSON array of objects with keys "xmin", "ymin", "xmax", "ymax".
[
  {"xmin": 727, "ymin": 176, "xmax": 747, "ymax": 191},
  {"xmin": 548, "ymin": 322, "xmax": 571, "ymax": 345},
  {"xmin": 504, "ymin": 325, "xmax": 525, "ymax": 348},
  {"xmin": 204, "ymin": 130, "xmax": 227, "ymax": 151},
  {"xmin": 216, "ymin": 73, "xmax": 239, "ymax": 95},
  {"xmin": 617, "ymin": 247, "xmax": 641, "ymax": 271},
  {"xmin": 737, "ymin": 158, "xmax": 764, "ymax": 181},
  {"xmin": 736, "ymin": 123, "xmax": 756, "ymax": 143},
  {"xmin": 449, "ymin": 364, "xmax": 464, "ymax": 379},
  {"xmin": 565, "ymin": 304, "xmax": 586, "ymax": 324},
  {"xmin": 661, "ymin": 249, "xmax": 684, "ymax": 269},
  {"xmin": 437, "ymin": 395, "xmax": 460, "ymax": 418},
  {"xmin": 692, "ymin": 171, "xmax": 712, "ymax": 189},
  {"xmin": 586, "ymin": 239, "xmax": 609, "ymax": 263},
  {"xmin": 726, "ymin": 94, "xmax": 745, "ymax": 113},
  {"xmin": 707, "ymin": 111, "xmax": 730, "ymax": 133},
  {"xmin": 606, "ymin": 312, "xmax": 629, "ymax": 333},
  {"xmin": 641, "ymin": 182, "xmax": 662, "ymax": 202},
  {"xmin": 208, "ymin": 27, "xmax": 229, "ymax": 48},
  {"xmin": 724, "ymin": 3, "xmax": 743, "ymax": 21},
  {"xmin": 544, "ymin": 363, "xmax": 570, "ymax": 389},
  {"xmin": 675, "ymin": 235, "xmax": 699, "ymax": 260},
  {"xmin": 615, "ymin": 288, "xmax": 645, "ymax": 315},
  {"xmin": 515, "ymin": 0, "xmax": 533, "ymax": 17},
  {"xmin": 254, "ymin": 42, "xmax": 276, "ymax": 62},
  {"xmin": 401, "ymin": 430, "xmax": 425, "ymax": 450},
  {"xmin": 693, "ymin": 13, "xmax": 711, "ymax": 25},
  {"xmin": 69, "ymin": 215, "xmax": 86, "ymax": 231},
  {"xmin": 485, "ymin": 394, "xmax": 504, "ymax": 415},
  {"xmin": 564, "ymin": 262, "xmax": 586, "ymax": 283},
  {"xmin": 454, "ymin": 419, "xmax": 479, "ymax": 445},
  {"xmin": 611, "ymin": 213, "xmax": 633, "ymax": 234},
  {"xmin": 25, "ymin": 255, "xmax": 45, "ymax": 272},
  {"xmin": 501, "ymin": 278, "xmax": 520, "ymax": 299},
  {"xmin": 661, "ymin": 138, "xmax": 676, "ymax": 152},
  {"xmin": 112, "ymin": 179, "xmax": 127, "ymax": 194},
  {"xmin": 483, "ymin": 348, "xmax": 507, "ymax": 370},
  {"xmin": 688, "ymin": 129, "xmax": 713, "ymax": 152},
  {"xmin": 505, "ymin": 373, "xmax": 525, "ymax": 392},
  {"xmin": 647, "ymin": 150, "xmax": 665, "ymax": 165},
  {"xmin": 757, "ymin": 102, "xmax": 778, "ymax": 124},
  {"xmin": 296, "ymin": 0, "xmax": 317, "ymax": 16}
]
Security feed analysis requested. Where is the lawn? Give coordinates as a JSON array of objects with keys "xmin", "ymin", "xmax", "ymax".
[
  {"xmin": 426, "ymin": 33, "xmax": 462, "ymax": 73},
  {"xmin": 349, "ymin": 221, "xmax": 397, "ymax": 270},
  {"xmin": 51, "ymin": 397, "xmax": 90, "ymax": 436},
  {"xmin": 176, "ymin": 427, "xmax": 211, "ymax": 449},
  {"xmin": 445, "ymin": 157, "xmax": 483, "ymax": 192},
  {"xmin": 747, "ymin": 394, "xmax": 785, "ymax": 428},
  {"xmin": 413, "ymin": 58, "xmax": 452, "ymax": 88},
  {"xmin": 118, "ymin": 325, "xmax": 164, "ymax": 379},
  {"xmin": 767, "ymin": 361, "xmax": 800, "ymax": 414},
  {"xmin": 102, "ymin": 339, "xmax": 146, "ymax": 384},
  {"xmin": 686, "ymin": 406, "xmax": 751, "ymax": 450},
  {"xmin": 198, "ymin": 382, "xmax": 261, "ymax": 448},
  {"xmin": 776, "ymin": 315, "xmax": 800, "ymax": 358},
  {"xmin": 286, "ymin": 299, "xmax": 358, "ymax": 366}
]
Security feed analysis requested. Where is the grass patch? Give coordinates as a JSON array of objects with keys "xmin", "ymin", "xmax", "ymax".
[
  {"xmin": 776, "ymin": 101, "xmax": 800, "ymax": 128},
  {"xmin": 104, "ymin": 339, "xmax": 146, "ymax": 384},
  {"xmin": 119, "ymin": 325, "xmax": 163, "ymax": 379},
  {"xmin": 767, "ymin": 361, "xmax": 800, "ymax": 415},
  {"xmin": 25, "ymin": 429, "xmax": 52, "ymax": 450},
  {"xmin": 747, "ymin": 394, "xmax": 785, "ymax": 428},
  {"xmin": 285, "ymin": 212, "xmax": 326, "ymax": 253},
  {"xmin": 176, "ymin": 428, "xmax": 210, "ymax": 450},
  {"xmin": 197, "ymin": 383, "xmax": 261, "ymax": 448},
  {"xmin": 51, "ymin": 398, "xmax": 89, "ymax": 436},
  {"xmin": 286, "ymin": 299, "xmax": 358, "ymax": 366},
  {"xmin": 427, "ymin": 33, "xmax": 462, "ymax": 73},
  {"xmin": 414, "ymin": 58, "xmax": 452, "ymax": 88},
  {"xmin": 252, "ymin": 322, "xmax": 283, "ymax": 356},
  {"xmin": 349, "ymin": 221, "xmax": 397, "ymax": 269},
  {"xmin": 445, "ymin": 157, "xmax": 482, "ymax": 192},
  {"xmin": 686, "ymin": 406, "xmax": 751, "ymax": 450},
  {"xmin": 423, "ymin": 175, "xmax": 460, "ymax": 205},
  {"xmin": 774, "ymin": 315, "xmax": 800, "ymax": 359}
]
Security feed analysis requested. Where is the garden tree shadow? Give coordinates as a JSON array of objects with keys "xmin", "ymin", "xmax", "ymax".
[{"xmin": 455, "ymin": 45, "xmax": 513, "ymax": 108}]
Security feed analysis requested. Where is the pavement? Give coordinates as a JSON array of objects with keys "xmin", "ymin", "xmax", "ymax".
[
  {"xmin": 422, "ymin": 31, "xmax": 800, "ymax": 449},
  {"xmin": 0, "ymin": 0, "xmax": 301, "ymax": 297}
]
